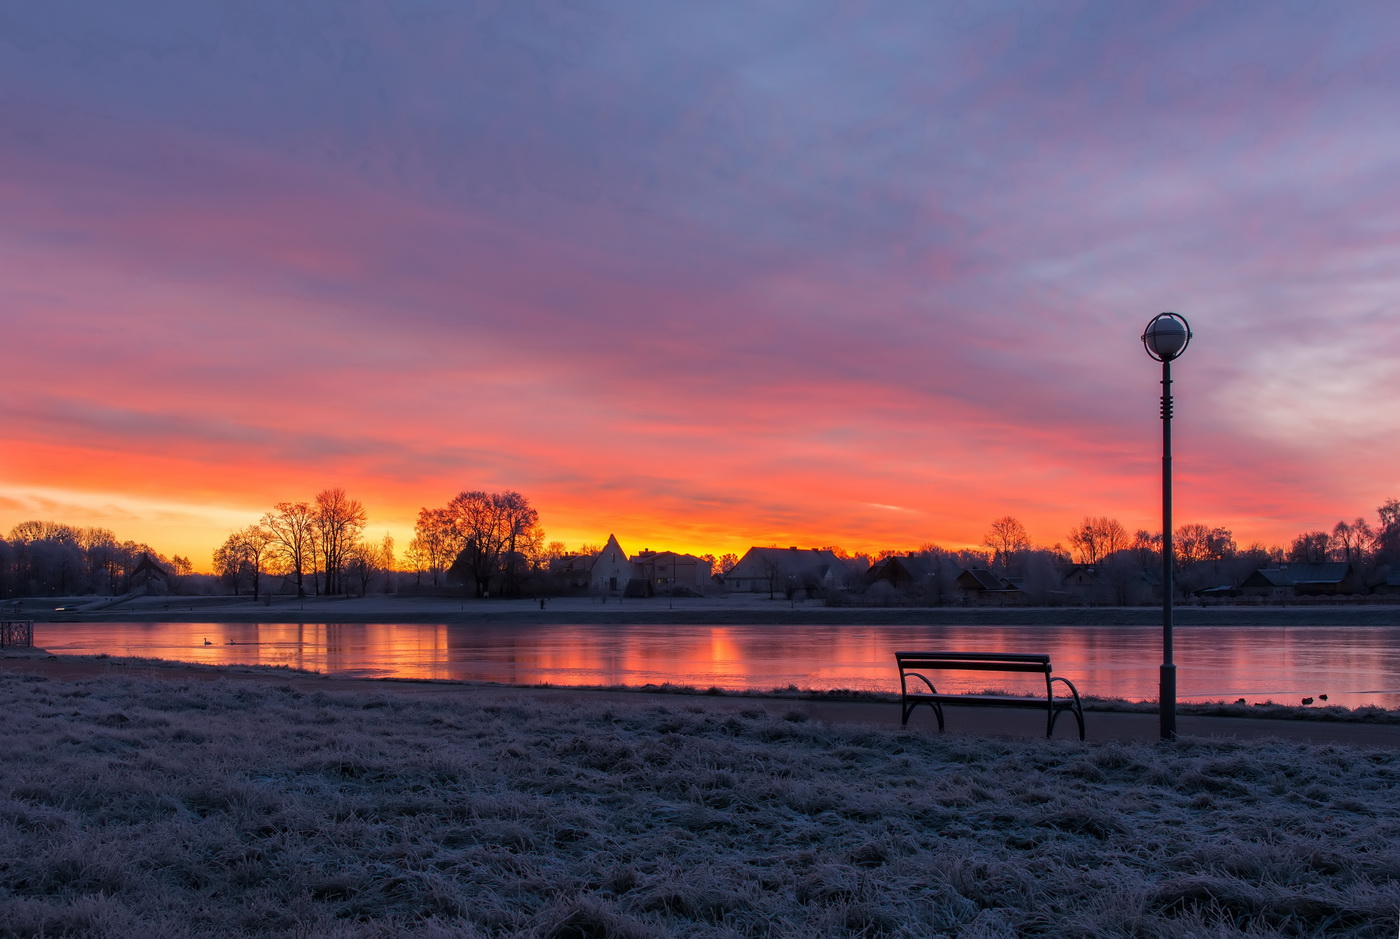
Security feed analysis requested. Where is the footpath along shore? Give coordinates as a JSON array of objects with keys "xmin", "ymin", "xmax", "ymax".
[{"xmin": 4, "ymin": 642, "xmax": 1399, "ymax": 749}]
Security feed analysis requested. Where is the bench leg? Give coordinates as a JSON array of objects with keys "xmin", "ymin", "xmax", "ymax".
[
  {"xmin": 901, "ymin": 698, "xmax": 944, "ymax": 732},
  {"xmin": 1047, "ymin": 703, "xmax": 1086, "ymax": 741}
]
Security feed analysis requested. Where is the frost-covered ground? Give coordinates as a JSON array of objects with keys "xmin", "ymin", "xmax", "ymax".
[{"xmin": 1, "ymin": 672, "xmax": 1398, "ymax": 938}]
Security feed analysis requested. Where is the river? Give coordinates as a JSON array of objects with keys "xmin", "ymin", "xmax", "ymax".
[{"xmin": 30, "ymin": 619, "xmax": 1400, "ymax": 709}]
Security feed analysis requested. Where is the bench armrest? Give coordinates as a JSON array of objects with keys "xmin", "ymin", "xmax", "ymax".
[
  {"xmin": 1049, "ymin": 675, "xmax": 1081, "ymax": 703},
  {"xmin": 900, "ymin": 671, "xmax": 939, "ymax": 696}
]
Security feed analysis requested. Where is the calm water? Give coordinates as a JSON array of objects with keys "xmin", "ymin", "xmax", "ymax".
[{"xmin": 31, "ymin": 620, "xmax": 1400, "ymax": 709}]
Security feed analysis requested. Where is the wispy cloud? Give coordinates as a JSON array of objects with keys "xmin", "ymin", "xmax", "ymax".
[{"xmin": 2, "ymin": 1, "xmax": 1398, "ymax": 563}]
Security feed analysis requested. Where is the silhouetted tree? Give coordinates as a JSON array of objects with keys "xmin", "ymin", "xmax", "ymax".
[
  {"xmin": 312, "ymin": 488, "xmax": 367, "ymax": 595},
  {"xmin": 1331, "ymin": 518, "xmax": 1372, "ymax": 562},
  {"xmin": 1375, "ymin": 498, "xmax": 1400, "ymax": 565},
  {"xmin": 983, "ymin": 516, "xmax": 1031, "ymax": 570},
  {"xmin": 1067, "ymin": 516, "xmax": 1128, "ymax": 565},
  {"xmin": 423, "ymin": 490, "xmax": 544, "ymax": 597},
  {"xmin": 1288, "ymin": 530, "xmax": 1332, "ymax": 564},
  {"xmin": 408, "ymin": 507, "xmax": 454, "ymax": 587},
  {"xmin": 263, "ymin": 502, "xmax": 314, "ymax": 597}
]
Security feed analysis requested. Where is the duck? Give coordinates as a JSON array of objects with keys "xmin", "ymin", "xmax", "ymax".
[
  {"xmin": 1301, "ymin": 697, "xmax": 1314, "ymax": 706},
  {"xmin": 203, "ymin": 638, "xmax": 212, "ymax": 645}
]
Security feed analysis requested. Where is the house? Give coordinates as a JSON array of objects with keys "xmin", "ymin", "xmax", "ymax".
[
  {"xmin": 126, "ymin": 553, "xmax": 170, "ymax": 595},
  {"xmin": 954, "ymin": 568, "xmax": 1023, "ymax": 605},
  {"xmin": 725, "ymin": 547, "xmax": 853, "ymax": 597},
  {"xmin": 865, "ymin": 554, "xmax": 937, "ymax": 590},
  {"xmin": 1240, "ymin": 562, "xmax": 1360, "ymax": 598},
  {"xmin": 548, "ymin": 552, "xmax": 597, "ymax": 592},
  {"xmin": 632, "ymin": 549, "xmax": 713, "ymax": 594},
  {"xmin": 1059, "ymin": 564, "xmax": 1105, "ymax": 604},
  {"xmin": 1371, "ymin": 570, "xmax": 1400, "ymax": 596},
  {"xmin": 590, "ymin": 534, "xmax": 645, "ymax": 596}
]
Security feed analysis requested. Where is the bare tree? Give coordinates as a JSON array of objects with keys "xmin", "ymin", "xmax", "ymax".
[
  {"xmin": 1067, "ymin": 516, "xmax": 1128, "ymax": 566},
  {"xmin": 235, "ymin": 525, "xmax": 272, "ymax": 600},
  {"xmin": 213, "ymin": 535, "xmax": 251, "ymax": 595},
  {"xmin": 1373, "ymin": 498, "xmax": 1400, "ymax": 563},
  {"xmin": 983, "ymin": 516, "xmax": 1030, "ymax": 569},
  {"xmin": 409, "ymin": 507, "xmax": 454, "ymax": 587},
  {"xmin": 8, "ymin": 520, "xmax": 80, "ymax": 544},
  {"xmin": 312, "ymin": 488, "xmax": 367, "ymax": 595},
  {"xmin": 1175, "ymin": 524, "xmax": 1235, "ymax": 566},
  {"xmin": 1130, "ymin": 530, "xmax": 1160, "ymax": 569},
  {"xmin": 497, "ymin": 490, "xmax": 542, "ymax": 597},
  {"xmin": 1288, "ymin": 530, "xmax": 1332, "ymax": 564},
  {"xmin": 263, "ymin": 502, "xmax": 314, "ymax": 597},
  {"xmin": 1331, "ymin": 518, "xmax": 1372, "ymax": 562},
  {"xmin": 426, "ymin": 490, "xmax": 544, "ymax": 597}
]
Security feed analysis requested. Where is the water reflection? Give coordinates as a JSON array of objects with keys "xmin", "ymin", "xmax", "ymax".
[{"xmin": 32, "ymin": 620, "xmax": 1400, "ymax": 709}]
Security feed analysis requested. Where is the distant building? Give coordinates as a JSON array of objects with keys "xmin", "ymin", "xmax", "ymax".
[
  {"xmin": 725, "ymin": 546, "xmax": 853, "ymax": 597},
  {"xmin": 1240, "ymin": 562, "xmax": 1360, "ymax": 598},
  {"xmin": 633, "ymin": 549, "xmax": 713, "ymax": 593},
  {"xmin": 954, "ymin": 568, "xmax": 1023, "ymax": 605},
  {"xmin": 865, "ymin": 554, "xmax": 937, "ymax": 590},
  {"xmin": 126, "ymin": 553, "xmax": 170, "ymax": 595},
  {"xmin": 590, "ymin": 534, "xmax": 642, "ymax": 595},
  {"xmin": 548, "ymin": 552, "xmax": 597, "ymax": 592}
]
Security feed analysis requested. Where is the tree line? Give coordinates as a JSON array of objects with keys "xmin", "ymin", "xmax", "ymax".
[
  {"xmin": 948, "ymin": 499, "xmax": 1400, "ymax": 600},
  {"xmin": 6, "ymin": 491, "xmax": 1397, "ymax": 601},
  {"xmin": 214, "ymin": 488, "xmax": 393, "ymax": 599},
  {"xmin": 0, "ymin": 521, "xmax": 191, "ymax": 599}
]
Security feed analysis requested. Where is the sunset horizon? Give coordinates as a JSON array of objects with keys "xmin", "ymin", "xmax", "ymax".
[{"xmin": 4, "ymin": 3, "xmax": 1398, "ymax": 576}]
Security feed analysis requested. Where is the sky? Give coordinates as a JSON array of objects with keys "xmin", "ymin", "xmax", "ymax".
[{"xmin": 2, "ymin": 1, "xmax": 1399, "ymax": 570}]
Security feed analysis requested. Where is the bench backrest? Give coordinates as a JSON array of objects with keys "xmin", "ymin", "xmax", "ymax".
[{"xmin": 895, "ymin": 651, "xmax": 1052, "ymax": 675}]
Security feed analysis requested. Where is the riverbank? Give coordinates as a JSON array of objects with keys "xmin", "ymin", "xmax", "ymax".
[
  {"xmin": 23, "ymin": 593, "xmax": 1400, "ymax": 626},
  {"xmin": 5, "ymin": 646, "xmax": 1400, "ymax": 745},
  {"xmin": 1, "ymin": 661, "xmax": 1396, "ymax": 937}
]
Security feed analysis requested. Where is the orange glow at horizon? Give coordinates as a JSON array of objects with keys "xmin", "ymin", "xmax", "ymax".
[{"xmin": 3, "ymin": 4, "xmax": 1398, "ymax": 571}]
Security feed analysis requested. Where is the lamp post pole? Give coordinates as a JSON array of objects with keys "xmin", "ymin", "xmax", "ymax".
[
  {"xmin": 1159, "ymin": 354, "xmax": 1177, "ymax": 741},
  {"xmin": 1143, "ymin": 313, "xmax": 1192, "ymax": 742}
]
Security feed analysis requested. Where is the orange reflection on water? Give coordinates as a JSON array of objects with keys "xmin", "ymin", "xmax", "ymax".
[{"xmin": 30, "ymin": 620, "xmax": 1400, "ymax": 709}]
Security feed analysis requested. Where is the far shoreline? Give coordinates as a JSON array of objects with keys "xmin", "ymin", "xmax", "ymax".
[{"xmin": 22, "ymin": 594, "xmax": 1400, "ymax": 627}]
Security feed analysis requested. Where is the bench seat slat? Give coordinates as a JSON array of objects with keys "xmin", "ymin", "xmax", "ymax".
[
  {"xmin": 911, "ymin": 693, "xmax": 1078, "ymax": 708},
  {"xmin": 898, "ymin": 660, "xmax": 1049, "ymax": 673},
  {"xmin": 896, "ymin": 651, "xmax": 1048, "ymax": 664}
]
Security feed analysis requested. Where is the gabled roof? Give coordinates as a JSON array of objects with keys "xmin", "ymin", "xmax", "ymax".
[
  {"xmin": 867, "ymin": 554, "xmax": 936, "ymax": 583},
  {"xmin": 1244, "ymin": 568, "xmax": 1293, "ymax": 588},
  {"xmin": 129, "ymin": 552, "xmax": 169, "ymax": 580},
  {"xmin": 956, "ymin": 568, "xmax": 1011, "ymax": 591},
  {"xmin": 1286, "ymin": 562, "xmax": 1353, "ymax": 584},
  {"xmin": 1246, "ymin": 562, "xmax": 1353, "ymax": 587},
  {"xmin": 734, "ymin": 547, "xmax": 852, "ymax": 577}
]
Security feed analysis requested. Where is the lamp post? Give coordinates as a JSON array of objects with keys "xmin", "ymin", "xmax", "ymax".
[{"xmin": 1142, "ymin": 312, "xmax": 1192, "ymax": 741}]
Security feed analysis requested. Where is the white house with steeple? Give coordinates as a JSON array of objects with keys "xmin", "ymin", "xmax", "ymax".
[{"xmin": 590, "ymin": 534, "xmax": 639, "ymax": 595}]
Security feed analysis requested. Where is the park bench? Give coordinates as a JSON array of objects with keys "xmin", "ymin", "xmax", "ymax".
[{"xmin": 895, "ymin": 651, "xmax": 1085, "ymax": 740}]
